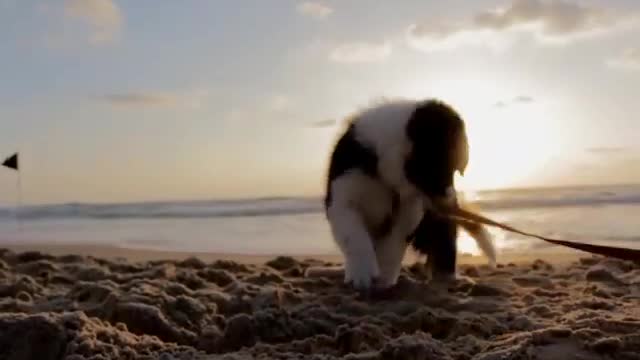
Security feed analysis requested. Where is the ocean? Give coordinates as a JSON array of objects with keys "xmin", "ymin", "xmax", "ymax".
[{"xmin": 1, "ymin": 184, "xmax": 639, "ymax": 257}]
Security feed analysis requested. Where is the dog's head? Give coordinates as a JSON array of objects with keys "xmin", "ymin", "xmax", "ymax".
[{"xmin": 404, "ymin": 99, "xmax": 469, "ymax": 208}]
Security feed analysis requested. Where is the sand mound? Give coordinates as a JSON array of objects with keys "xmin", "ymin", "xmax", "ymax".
[{"xmin": 1, "ymin": 249, "xmax": 640, "ymax": 359}]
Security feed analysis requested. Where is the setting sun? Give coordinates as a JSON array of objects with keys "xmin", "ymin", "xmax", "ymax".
[
  {"xmin": 459, "ymin": 103, "xmax": 567, "ymax": 191},
  {"xmin": 398, "ymin": 75, "xmax": 568, "ymax": 192}
]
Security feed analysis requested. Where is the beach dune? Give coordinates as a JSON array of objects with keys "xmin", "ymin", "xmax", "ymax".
[{"xmin": 1, "ymin": 245, "xmax": 639, "ymax": 359}]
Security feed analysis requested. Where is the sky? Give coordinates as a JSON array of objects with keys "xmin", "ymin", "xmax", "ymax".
[{"xmin": 1, "ymin": 0, "xmax": 640, "ymax": 204}]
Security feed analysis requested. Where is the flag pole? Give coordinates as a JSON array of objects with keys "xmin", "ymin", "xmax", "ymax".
[{"xmin": 15, "ymin": 167, "xmax": 22, "ymax": 231}]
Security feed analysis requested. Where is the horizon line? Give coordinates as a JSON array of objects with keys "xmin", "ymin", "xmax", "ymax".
[{"xmin": 2, "ymin": 182, "xmax": 639, "ymax": 208}]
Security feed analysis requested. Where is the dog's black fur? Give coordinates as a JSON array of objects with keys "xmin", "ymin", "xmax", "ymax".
[
  {"xmin": 404, "ymin": 100, "xmax": 468, "ymax": 200},
  {"xmin": 404, "ymin": 100, "xmax": 468, "ymax": 279},
  {"xmin": 324, "ymin": 124, "xmax": 379, "ymax": 209}
]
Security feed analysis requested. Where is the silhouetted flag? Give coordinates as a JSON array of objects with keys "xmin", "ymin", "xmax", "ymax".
[{"xmin": 2, "ymin": 153, "xmax": 18, "ymax": 171}]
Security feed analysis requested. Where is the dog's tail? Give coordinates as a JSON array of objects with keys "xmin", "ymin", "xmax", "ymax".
[{"xmin": 457, "ymin": 200, "xmax": 497, "ymax": 267}]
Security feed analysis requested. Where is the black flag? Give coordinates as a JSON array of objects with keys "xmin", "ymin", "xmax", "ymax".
[{"xmin": 2, "ymin": 153, "xmax": 18, "ymax": 171}]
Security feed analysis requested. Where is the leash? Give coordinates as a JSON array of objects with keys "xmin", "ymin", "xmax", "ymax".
[{"xmin": 446, "ymin": 207, "xmax": 640, "ymax": 262}]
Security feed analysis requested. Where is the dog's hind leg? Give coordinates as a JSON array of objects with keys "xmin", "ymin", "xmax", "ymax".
[
  {"xmin": 412, "ymin": 211, "xmax": 459, "ymax": 282},
  {"xmin": 426, "ymin": 216, "xmax": 458, "ymax": 282}
]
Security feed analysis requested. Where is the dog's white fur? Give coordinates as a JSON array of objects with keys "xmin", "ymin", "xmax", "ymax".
[{"xmin": 326, "ymin": 99, "xmax": 496, "ymax": 290}]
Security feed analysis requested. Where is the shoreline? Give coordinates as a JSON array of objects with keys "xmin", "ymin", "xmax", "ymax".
[{"xmin": 0, "ymin": 242, "xmax": 584, "ymax": 265}]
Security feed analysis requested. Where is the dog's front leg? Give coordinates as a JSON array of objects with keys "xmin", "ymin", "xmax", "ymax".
[
  {"xmin": 374, "ymin": 236, "xmax": 408, "ymax": 289},
  {"xmin": 327, "ymin": 204, "xmax": 380, "ymax": 291},
  {"xmin": 375, "ymin": 199, "xmax": 423, "ymax": 288}
]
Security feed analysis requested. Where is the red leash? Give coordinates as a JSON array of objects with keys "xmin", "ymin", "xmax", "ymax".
[{"xmin": 450, "ymin": 207, "xmax": 640, "ymax": 262}]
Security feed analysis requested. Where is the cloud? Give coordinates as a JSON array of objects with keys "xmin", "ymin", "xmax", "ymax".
[
  {"xmin": 514, "ymin": 95, "xmax": 534, "ymax": 103},
  {"xmin": 267, "ymin": 95, "xmax": 292, "ymax": 112},
  {"xmin": 406, "ymin": 21, "xmax": 505, "ymax": 52},
  {"xmin": 296, "ymin": 1, "xmax": 333, "ymax": 20},
  {"xmin": 64, "ymin": 0, "xmax": 123, "ymax": 45},
  {"xmin": 473, "ymin": 0, "xmax": 617, "ymax": 36},
  {"xmin": 407, "ymin": 0, "xmax": 638, "ymax": 52},
  {"xmin": 99, "ymin": 90, "xmax": 208, "ymax": 109},
  {"xmin": 494, "ymin": 95, "xmax": 535, "ymax": 107},
  {"xmin": 586, "ymin": 146, "xmax": 629, "ymax": 154},
  {"xmin": 102, "ymin": 93, "xmax": 177, "ymax": 106},
  {"xmin": 607, "ymin": 48, "xmax": 640, "ymax": 70},
  {"xmin": 308, "ymin": 119, "xmax": 336, "ymax": 128},
  {"xmin": 329, "ymin": 41, "xmax": 392, "ymax": 63}
]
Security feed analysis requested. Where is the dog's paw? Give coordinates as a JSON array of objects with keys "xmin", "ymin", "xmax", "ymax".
[
  {"xmin": 344, "ymin": 258, "xmax": 380, "ymax": 291},
  {"xmin": 375, "ymin": 273, "xmax": 401, "ymax": 290},
  {"xmin": 429, "ymin": 271, "xmax": 458, "ymax": 285}
]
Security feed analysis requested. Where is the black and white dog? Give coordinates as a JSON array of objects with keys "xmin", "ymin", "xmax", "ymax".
[{"xmin": 324, "ymin": 98, "xmax": 495, "ymax": 291}]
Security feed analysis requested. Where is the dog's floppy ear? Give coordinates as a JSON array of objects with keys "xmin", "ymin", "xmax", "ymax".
[{"xmin": 455, "ymin": 126, "xmax": 469, "ymax": 176}]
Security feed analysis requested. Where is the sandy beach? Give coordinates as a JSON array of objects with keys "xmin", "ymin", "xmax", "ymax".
[{"xmin": 1, "ymin": 244, "xmax": 639, "ymax": 360}]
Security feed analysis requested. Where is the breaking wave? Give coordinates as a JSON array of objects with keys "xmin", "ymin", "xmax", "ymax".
[{"xmin": 0, "ymin": 185, "xmax": 639, "ymax": 221}]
